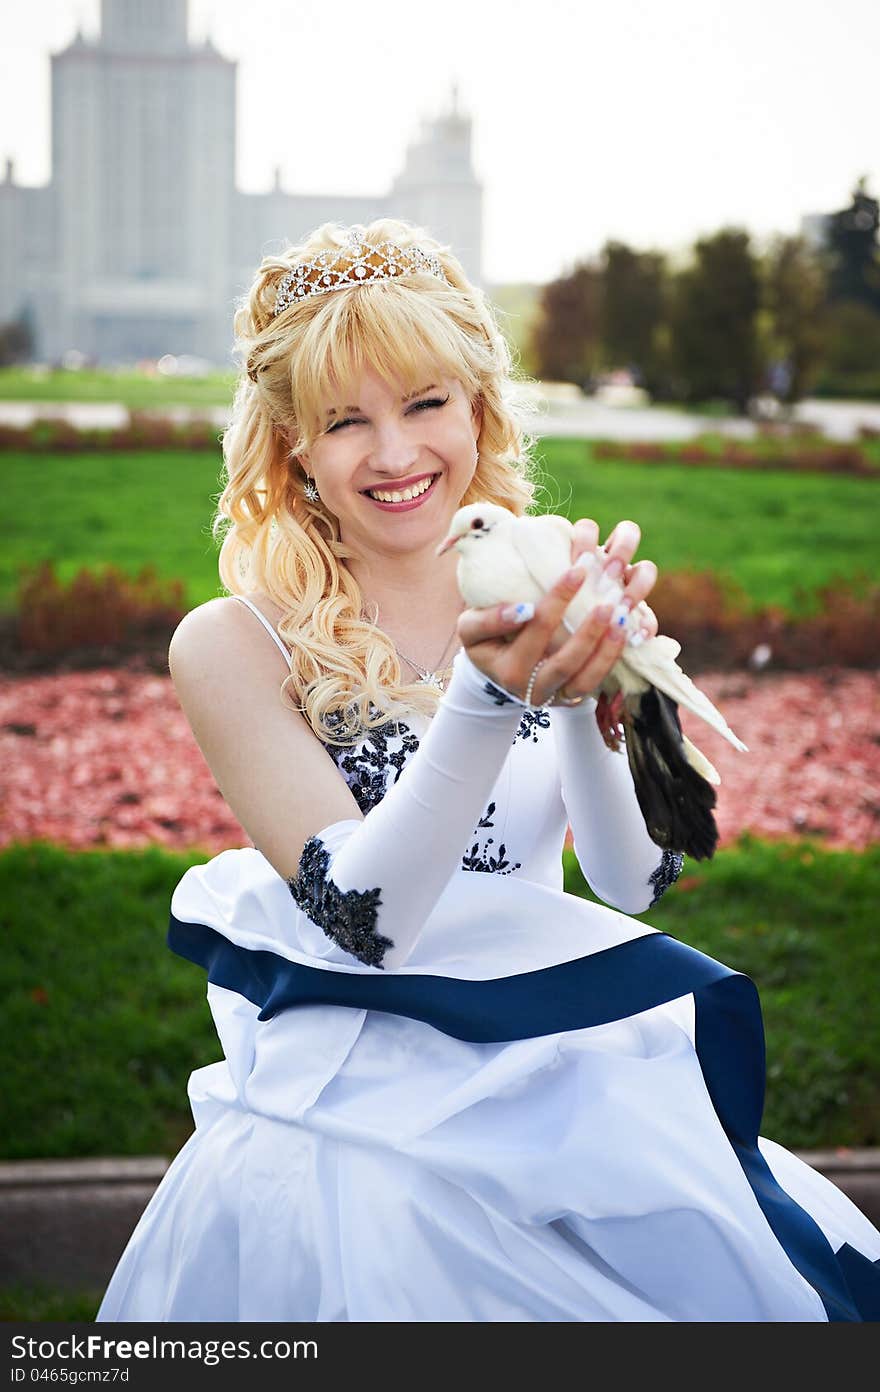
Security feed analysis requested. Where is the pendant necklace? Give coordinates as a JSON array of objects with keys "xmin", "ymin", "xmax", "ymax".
[{"xmin": 390, "ymin": 620, "xmax": 460, "ymax": 692}]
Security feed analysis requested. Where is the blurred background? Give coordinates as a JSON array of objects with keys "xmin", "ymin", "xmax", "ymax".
[{"xmin": 1, "ymin": 0, "xmax": 878, "ymax": 1320}]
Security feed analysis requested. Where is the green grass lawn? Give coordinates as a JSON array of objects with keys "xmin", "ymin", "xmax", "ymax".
[
  {"xmin": 2, "ymin": 449, "xmax": 228, "ymax": 611},
  {"xmin": 534, "ymin": 439, "xmax": 879, "ymax": 616},
  {"xmin": 2, "ymin": 838, "xmax": 877, "ymax": 1160},
  {"xmin": 0, "ymin": 366, "xmax": 236, "ymax": 407},
  {"xmin": 0, "ymin": 1283, "xmax": 103, "ymax": 1322},
  {"xmin": 3, "ymin": 443, "xmax": 878, "ymax": 615}
]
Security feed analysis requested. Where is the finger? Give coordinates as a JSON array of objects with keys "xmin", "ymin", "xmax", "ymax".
[
  {"xmin": 570, "ymin": 517, "xmax": 599, "ymax": 565},
  {"xmin": 570, "ymin": 623, "xmax": 630, "ymax": 696},
  {"xmin": 534, "ymin": 600, "xmax": 624, "ymax": 700},
  {"xmin": 632, "ymin": 600, "xmax": 659, "ymax": 638},
  {"xmin": 457, "ymin": 600, "xmax": 536, "ymax": 650},
  {"xmin": 620, "ymin": 558, "xmax": 658, "ymax": 610},
  {"xmin": 602, "ymin": 519, "xmax": 641, "ymax": 582},
  {"xmin": 507, "ymin": 566, "xmax": 587, "ymax": 667}
]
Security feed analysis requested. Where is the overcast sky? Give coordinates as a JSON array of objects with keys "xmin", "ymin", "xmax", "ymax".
[{"xmin": 2, "ymin": 0, "xmax": 878, "ymax": 283}]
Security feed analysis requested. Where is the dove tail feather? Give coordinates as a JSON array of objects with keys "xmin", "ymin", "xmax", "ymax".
[
  {"xmin": 622, "ymin": 687, "xmax": 719, "ymax": 861},
  {"xmin": 682, "ymin": 733, "xmax": 721, "ymax": 787}
]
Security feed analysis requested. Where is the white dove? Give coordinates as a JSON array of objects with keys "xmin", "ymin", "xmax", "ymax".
[{"xmin": 438, "ymin": 502, "xmax": 749, "ymax": 861}]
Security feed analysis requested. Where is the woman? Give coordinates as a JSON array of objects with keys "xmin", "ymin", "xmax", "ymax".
[{"xmin": 97, "ymin": 219, "xmax": 879, "ymax": 1322}]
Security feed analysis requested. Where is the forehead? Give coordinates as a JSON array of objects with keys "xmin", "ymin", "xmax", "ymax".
[{"xmin": 320, "ymin": 368, "xmax": 449, "ymax": 412}]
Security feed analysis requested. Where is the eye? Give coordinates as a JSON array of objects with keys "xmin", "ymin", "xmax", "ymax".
[
  {"xmin": 324, "ymin": 416, "xmax": 362, "ymax": 434},
  {"xmin": 470, "ymin": 517, "xmax": 484, "ymax": 530},
  {"xmin": 408, "ymin": 394, "xmax": 450, "ymax": 414}
]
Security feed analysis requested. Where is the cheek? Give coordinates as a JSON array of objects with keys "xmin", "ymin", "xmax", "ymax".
[{"xmin": 437, "ymin": 414, "xmax": 479, "ymax": 464}]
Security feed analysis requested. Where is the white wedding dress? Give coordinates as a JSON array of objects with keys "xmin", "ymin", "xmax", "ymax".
[{"xmin": 96, "ymin": 598, "xmax": 880, "ymax": 1323}]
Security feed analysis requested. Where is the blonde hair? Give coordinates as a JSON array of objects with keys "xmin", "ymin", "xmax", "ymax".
[{"xmin": 214, "ymin": 217, "xmax": 539, "ymax": 744}]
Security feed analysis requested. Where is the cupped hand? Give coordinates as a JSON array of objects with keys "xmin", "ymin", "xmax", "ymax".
[{"xmin": 457, "ymin": 566, "xmax": 630, "ymax": 706}]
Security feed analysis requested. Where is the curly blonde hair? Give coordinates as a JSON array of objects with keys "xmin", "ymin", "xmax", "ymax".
[{"xmin": 214, "ymin": 217, "xmax": 539, "ymax": 744}]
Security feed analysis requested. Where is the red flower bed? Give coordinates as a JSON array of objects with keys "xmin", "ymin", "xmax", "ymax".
[{"xmin": 0, "ymin": 667, "xmax": 877, "ymax": 854}]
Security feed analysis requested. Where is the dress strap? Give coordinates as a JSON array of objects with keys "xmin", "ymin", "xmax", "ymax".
[{"xmin": 231, "ymin": 595, "xmax": 291, "ymax": 663}]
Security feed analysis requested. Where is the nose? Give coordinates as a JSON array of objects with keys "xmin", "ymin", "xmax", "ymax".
[{"xmin": 369, "ymin": 417, "xmax": 420, "ymax": 477}]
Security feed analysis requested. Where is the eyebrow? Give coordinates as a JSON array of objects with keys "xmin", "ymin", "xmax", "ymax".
[{"xmin": 325, "ymin": 384, "xmax": 438, "ymax": 417}]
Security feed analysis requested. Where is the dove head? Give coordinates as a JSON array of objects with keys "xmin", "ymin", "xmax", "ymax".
[{"xmin": 436, "ymin": 502, "xmax": 513, "ymax": 556}]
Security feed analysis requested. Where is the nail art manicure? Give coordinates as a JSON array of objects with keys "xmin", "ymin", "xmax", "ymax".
[{"xmin": 500, "ymin": 601, "xmax": 534, "ymax": 623}]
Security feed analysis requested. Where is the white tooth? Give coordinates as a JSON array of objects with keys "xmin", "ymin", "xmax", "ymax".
[{"xmin": 367, "ymin": 482, "xmax": 439, "ymax": 503}]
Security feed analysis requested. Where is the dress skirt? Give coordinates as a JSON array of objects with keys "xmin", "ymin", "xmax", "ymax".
[{"xmin": 96, "ymin": 836, "xmax": 880, "ymax": 1322}]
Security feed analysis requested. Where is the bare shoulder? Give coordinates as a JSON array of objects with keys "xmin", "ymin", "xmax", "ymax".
[{"xmin": 171, "ymin": 595, "xmax": 288, "ymax": 682}]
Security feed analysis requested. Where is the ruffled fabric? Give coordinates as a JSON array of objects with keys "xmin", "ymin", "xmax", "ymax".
[{"xmin": 96, "ymin": 847, "xmax": 880, "ymax": 1323}]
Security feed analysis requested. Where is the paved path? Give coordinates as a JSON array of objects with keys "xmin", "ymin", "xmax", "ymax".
[{"xmin": 3, "ymin": 396, "xmax": 880, "ymax": 441}]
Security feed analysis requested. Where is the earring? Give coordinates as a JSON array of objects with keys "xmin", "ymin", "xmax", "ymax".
[{"xmin": 303, "ymin": 476, "xmax": 320, "ymax": 503}]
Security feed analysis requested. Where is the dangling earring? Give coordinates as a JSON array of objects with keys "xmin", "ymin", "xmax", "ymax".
[{"xmin": 303, "ymin": 475, "xmax": 320, "ymax": 503}]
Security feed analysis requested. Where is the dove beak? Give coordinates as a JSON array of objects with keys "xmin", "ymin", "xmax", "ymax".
[{"xmin": 435, "ymin": 534, "xmax": 458, "ymax": 557}]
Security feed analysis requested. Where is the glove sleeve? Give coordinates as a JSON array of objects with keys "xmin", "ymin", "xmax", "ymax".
[
  {"xmin": 286, "ymin": 649, "xmax": 525, "ymax": 970},
  {"xmin": 551, "ymin": 696, "xmax": 684, "ymax": 915}
]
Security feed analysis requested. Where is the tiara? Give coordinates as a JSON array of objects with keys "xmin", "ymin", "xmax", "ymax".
[{"xmin": 273, "ymin": 225, "xmax": 452, "ymax": 316}]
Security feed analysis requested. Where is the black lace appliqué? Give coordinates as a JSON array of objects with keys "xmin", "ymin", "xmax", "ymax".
[
  {"xmin": 515, "ymin": 707, "xmax": 551, "ymax": 744},
  {"xmin": 647, "ymin": 849, "xmax": 685, "ymax": 907},
  {"xmin": 325, "ymin": 718, "xmax": 421, "ymax": 816},
  {"xmin": 484, "ymin": 680, "xmax": 516, "ymax": 707},
  {"xmin": 461, "ymin": 801, "xmax": 522, "ymax": 876},
  {"xmin": 287, "ymin": 837, "xmax": 393, "ymax": 968}
]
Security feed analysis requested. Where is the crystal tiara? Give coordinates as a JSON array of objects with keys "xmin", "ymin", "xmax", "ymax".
[{"xmin": 273, "ymin": 226, "xmax": 452, "ymax": 316}]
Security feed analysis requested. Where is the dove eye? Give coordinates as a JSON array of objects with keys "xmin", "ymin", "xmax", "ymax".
[{"xmin": 470, "ymin": 518, "xmax": 484, "ymax": 530}]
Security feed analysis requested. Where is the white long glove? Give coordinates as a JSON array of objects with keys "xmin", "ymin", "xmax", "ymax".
[
  {"xmin": 551, "ymin": 697, "xmax": 684, "ymax": 916},
  {"xmin": 287, "ymin": 648, "xmax": 523, "ymax": 971}
]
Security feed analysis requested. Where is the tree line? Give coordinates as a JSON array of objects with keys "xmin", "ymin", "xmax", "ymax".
[{"xmin": 529, "ymin": 178, "xmax": 880, "ymax": 411}]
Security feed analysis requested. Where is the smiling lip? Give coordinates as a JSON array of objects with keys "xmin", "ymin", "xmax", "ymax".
[
  {"xmin": 361, "ymin": 470, "xmax": 436, "ymax": 495},
  {"xmin": 361, "ymin": 472, "xmax": 440, "ymax": 512}
]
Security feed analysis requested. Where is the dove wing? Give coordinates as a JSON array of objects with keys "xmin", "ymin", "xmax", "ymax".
[
  {"xmin": 621, "ymin": 641, "xmax": 748, "ymax": 753},
  {"xmin": 509, "ymin": 515, "xmax": 600, "ymax": 631}
]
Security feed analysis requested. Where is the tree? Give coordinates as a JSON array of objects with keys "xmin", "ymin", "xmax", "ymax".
[
  {"xmin": 530, "ymin": 262, "xmax": 602, "ymax": 387},
  {"xmin": 826, "ymin": 177, "xmax": 880, "ymax": 313},
  {"xmin": 761, "ymin": 235, "xmax": 827, "ymax": 403},
  {"xmin": 669, "ymin": 228, "xmax": 763, "ymax": 414},
  {"xmin": 598, "ymin": 240, "xmax": 669, "ymax": 392},
  {"xmin": 816, "ymin": 300, "xmax": 880, "ymax": 391},
  {"xmin": 0, "ymin": 308, "xmax": 35, "ymax": 366}
]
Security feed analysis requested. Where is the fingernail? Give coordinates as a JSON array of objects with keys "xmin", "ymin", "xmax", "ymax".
[
  {"xmin": 564, "ymin": 567, "xmax": 586, "ymax": 587},
  {"xmin": 500, "ymin": 601, "xmax": 534, "ymax": 624},
  {"xmin": 610, "ymin": 603, "xmax": 630, "ymax": 629},
  {"xmin": 604, "ymin": 557, "xmax": 624, "ymax": 580},
  {"xmin": 595, "ymin": 603, "xmax": 613, "ymax": 623}
]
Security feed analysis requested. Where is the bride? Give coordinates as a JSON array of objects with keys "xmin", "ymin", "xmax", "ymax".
[{"xmin": 97, "ymin": 219, "xmax": 879, "ymax": 1322}]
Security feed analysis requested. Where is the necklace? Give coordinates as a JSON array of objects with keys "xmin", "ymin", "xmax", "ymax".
[{"xmin": 390, "ymin": 620, "xmax": 460, "ymax": 691}]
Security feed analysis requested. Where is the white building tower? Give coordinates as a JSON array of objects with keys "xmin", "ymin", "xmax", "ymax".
[
  {"xmin": 0, "ymin": 4, "xmax": 484, "ymax": 364},
  {"xmin": 389, "ymin": 86, "xmax": 483, "ymax": 285},
  {"xmin": 49, "ymin": 0, "xmax": 236, "ymax": 361}
]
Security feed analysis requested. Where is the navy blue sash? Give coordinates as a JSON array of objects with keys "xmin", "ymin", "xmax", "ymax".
[{"xmin": 169, "ymin": 913, "xmax": 879, "ymax": 1322}]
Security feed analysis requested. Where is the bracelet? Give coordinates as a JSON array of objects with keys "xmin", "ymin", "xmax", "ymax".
[
  {"xmin": 526, "ymin": 659, "xmax": 587, "ymax": 712},
  {"xmin": 524, "ymin": 660, "xmax": 545, "ymax": 708}
]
